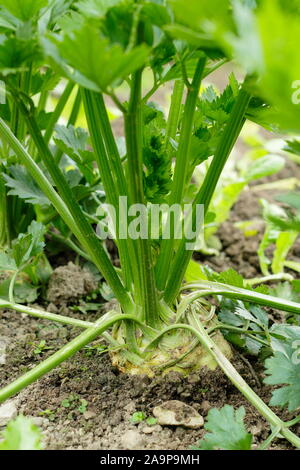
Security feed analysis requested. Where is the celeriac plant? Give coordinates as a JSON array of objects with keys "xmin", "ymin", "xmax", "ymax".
[{"xmin": 1, "ymin": 0, "xmax": 300, "ymax": 449}]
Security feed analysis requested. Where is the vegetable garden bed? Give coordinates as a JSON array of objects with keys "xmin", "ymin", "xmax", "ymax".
[{"xmin": 1, "ymin": 0, "xmax": 300, "ymax": 452}]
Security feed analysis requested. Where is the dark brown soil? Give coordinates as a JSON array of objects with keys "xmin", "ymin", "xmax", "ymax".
[{"xmin": 1, "ymin": 306, "xmax": 298, "ymax": 450}]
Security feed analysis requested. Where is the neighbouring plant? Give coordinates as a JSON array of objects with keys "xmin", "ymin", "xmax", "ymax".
[
  {"xmin": 192, "ymin": 405, "xmax": 253, "ymax": 451},
  {"xmin": 258, "ymin": 188, "xmax": 300, "ymax": 278},
  {"xmin": 0, "ymin": 415, "xmax": 42, "ymax": 450},
  {"xmin": 1, "ymin": 0, "xmax": 300, "ymax": 450}
]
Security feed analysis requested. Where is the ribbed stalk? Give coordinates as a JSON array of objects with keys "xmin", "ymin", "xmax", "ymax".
[
  {"xmin": 0, "ymin": 298, "xmax": 94, "ymax": 328},
  {"xmin": 184, "ymin": 280, "xmax": 300, "ymax": 316},
  {"xmin": 155, "ymin": 57, "xmax": 206, "ymax": 290},
  {"xmin": 81, "ymin": 89, "xmax": 133, "ymax": 291},
  {"xmin": 44, "ymin": 81, "xmax": 74, "ymax": 145},
  {"xmin": 92, "ymin": 92, "xmax": 128, "ymax": 195},
  {"xmin": 125, "ymin": 68, "xmax": 160, "ymax": 327},
  {"xmin": 164, "ymin": 79, "xmax": 184, "ymax": 152},
  {"xmin": 164, "ymin": 88, "xmax": 251, "ymax": 305},
  {"xmin": 54, "ymin": 86, "xmax": 82, "ymax": 164}
]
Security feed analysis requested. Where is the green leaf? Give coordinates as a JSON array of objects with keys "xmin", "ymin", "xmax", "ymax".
[
  {"xmin": 258, "ymin": 198, "xmax": 289, "ymax": 274},
  {"xmin": 56, "ymin": 10, "xmax": 84, "ymax": 34},
  {"xmin": 54, "ymin": 125, "xmax": 93, "ymax": 165},
  {"xmin": 164, "ymin": 24, "xmax": 217, "ymax": 48},
  {"xmin": 27, "ymin": 220, "xmax": 46, "ymax": 257},
  {"xmin": 276, "ymin": 192, "xmax": 300, "ymax": 212},
  {"xmin": 211, "ymin": 268, "xmax": 244, "ymax": 288},
  {"xmin": 211, "ymin": 181, "xmax": 246, "ymax": 229},
  {"xmin": 4, "ymin": 165, "xmax": 50, "ymax": 206},
  {"xmin": 191, "ymin": 78, "xmax": 239, "ymax": 172},
  {"xmin": 235, "ymin": 304, "xmax": 268, "ymax": 329},
  {"xmin": 141, "ymin": 3, "xmax": 171, "ymax": 27},
  {"xmin": 0, "ymin": 252, "xmax": 17, "ymax": 271},
  {"xmin": 194, "ymin": 405, "xmax": 252, "ymax": 450},
  {"xmin": 219, "ymin": 299, "xmax": 268, "ymax": 355},
  {"xmin": 269, "ymin": 323, "xmax": 300, "ymax": 356},
  {"xmin": 12, "ymin": 221, "xmax": 46, "ymax": 268},
  {"xmin": 285, "ymin": 140, "xmax": 300, "ymax": 157},
  {"xmin": 0, "ymin": 35, "xmax": 38, "ymax": 75},
  {"xmin": 48, "ymin": 23, "xmax": 150, "ymax": 91},
  {"xmin": 185, "ymin": 260, "xmax": 207, "ymax": 283},
  {"xmin": 219, "ymin": 299, "xmax": 245, "ymax": 328},
  {"xmin": 0, "ymin": 415, "xmax": 42, "ymax": 450},
  {"xmin": 228, "ymin": 0, "xmax": 300, "ymax": 132},
  {"xmin": 264, "ymin": 348, "xmax": 300, "ymax": 411},
  {"xmin": 245, "ymin": 155, "xmax": 285, "ymax": 182},
  {"xmin": 265, "ymin": 190, "xmax": 300, "ymax": 233},
  {"xmin": 0, "ymin": 7, "xmax": 20, "ymax": 30},
  {"xmin": 256, "ymin": 0, "xmax": 300, "ymax": 132},
  {"xmin": 75, "ymin": 0, "xmax": 122, "ymax": 18},
  {"xmin": 168, "ymin": 0, "xmax": 231, "ymax": 33},
  {"xmin": 268, "ymin": 217, "xmax": 300, "ymax": 234},
  {"xmin": 1, "ymin": 0, "xmax": 47, "ymax": 21},
  {"xmin": 146, "ymin": 417, "xmax": 157, "ymax": 426},
  {"xmin": 272, "ymin": 231, "xmax": 298, "ymax": 274},
  {"xmin": 130, "ymin": 411, "xmax": 146, "ymax": 424},
  {"xmin": 12, "ymin": 233, "xmax": 32, "ymax": 267},
  {"xmin": 13, "ymin": 281, "xmax": 38, "ymax": 303},
  {"xmin": 225, "ymin": 0, "xmax": 263, "ymax": 75},
  {"xmin": 142, "ymin": 104, "xmax": 172, "ymax": 203},
  {"xmin": 269, "ymin": 281, "xmax": 300, "ymax": 304}
]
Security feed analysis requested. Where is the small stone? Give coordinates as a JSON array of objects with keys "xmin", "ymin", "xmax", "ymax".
[
  {"xmin": 187, "ymin": 374, "xmax": 200, "ymax": 384},
  {"xmin": 121, "ymin": 430, "xmax": 144, "ymax": 450},
  {"xmin": 31, "ymin": 417, "xmax": 46, "ymax": 427},
  {"xmin": 47, "ymin": 303, "xmax": 58, "ymax": 313},
  {"xmin": 83, "ymin": 411, "xmax": 96, "ymax": 420},
  {"xmin": 180, "ymin": 391, "xmax": 191, "ymax": 398},
  {"xmin": 200, "ymin": 400, "xmax": 211, "ymax": 413},
  {"xmin": 250, "ymin": 423, "xmax": 263, "ymax": 436},
  {"xmin": 166, "ymin": 371, "xmax": 182, "ymax": 384},
  {"xmin": 123, "ymin": 400, "xmax": 136, "ymax": 414},
  {"xmin": 153, "ymin": 400, "xmax": 204, "ymax": 429},
  {"xmin": 141, "ymin": 425, "xmax": 161, "ymax": 434},
  {"xmin": 38, "ymin": 327, "xmax": 59, "ymax": 340},
  {"xmin": 0, "ymin": 400, "xmax": 18, "ymax": 426}
]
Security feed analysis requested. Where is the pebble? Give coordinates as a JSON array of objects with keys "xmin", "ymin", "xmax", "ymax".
[
  {"xmin": 200, "ymin": 400, "xmax": 211, "ymax": 413},
  {"xmin": 250, "ymin": 423, "xmax": 263, "ymax": 436},
  {"xmin": 0, "ymin": 400, "xmax": 18, "ymax": 426},
  {"xmin": 83, "ymin": 410, "xmax": 96, "ymax": 420},
  {"xmin": 31, "ymin": 417, "xmax": 47, "ymax": 427},
  {"xmin": 187, "ymin": 374, "xmax": 200, "ymax": 384},
  {"xmin": 153, "ymin": 400, "xmax": 204, "ymax": 429},
  {"xmin": 141, "ymin": 425, "xmax": 161, "ymax": 434},
  {"xmin": 121, "ymin": 430, "xmax": 145, "ymax": 450}
]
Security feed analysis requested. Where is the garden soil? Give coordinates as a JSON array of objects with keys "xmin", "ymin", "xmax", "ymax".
[{"xmin": 1, "ymin": 163, "xmax": 300, "ymax": 450}]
